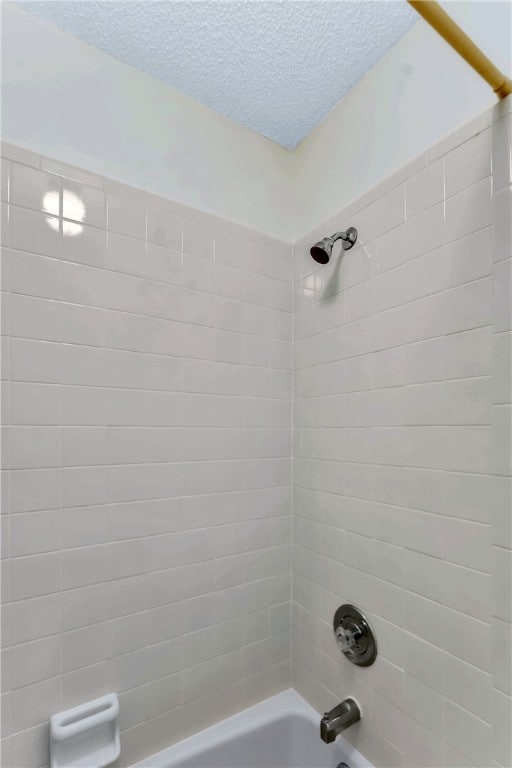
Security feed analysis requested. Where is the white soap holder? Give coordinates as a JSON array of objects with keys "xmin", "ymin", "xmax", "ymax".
[{"xmin": 50, "ymin": 693, "xmax": 120, "ymax": 768}]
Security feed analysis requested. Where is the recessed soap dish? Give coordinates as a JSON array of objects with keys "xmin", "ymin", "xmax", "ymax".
[{"xmin": 50, "ymin": 693, "xmax": 120, "ymax": 768}]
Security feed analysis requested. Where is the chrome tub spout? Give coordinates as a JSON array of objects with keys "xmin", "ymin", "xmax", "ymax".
[{"xmin": 320, "ymin": 698, "xmax": 361, "ymax": 744}]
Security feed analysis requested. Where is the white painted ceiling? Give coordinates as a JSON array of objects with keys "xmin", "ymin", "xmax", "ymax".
[{"xmin": 15, "ymin": 1, "xmax": 417, "ymax": 148}]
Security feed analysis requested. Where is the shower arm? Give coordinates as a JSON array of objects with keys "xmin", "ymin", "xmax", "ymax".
[
  {"xmin": 332, "ymin": 231, "xmax": 351, "ymax": 245},
  {"xmin": 407, "ymin": 0, "xmax": 512, "ymax": 99}
]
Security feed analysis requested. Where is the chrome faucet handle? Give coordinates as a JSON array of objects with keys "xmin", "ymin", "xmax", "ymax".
[
  {"xmin": 333, "ymin": 604, "xmax": 377, "ymax": 666},
  {"xmin": 335, "ymin": 624, "xmax": 362, "ymax": 652}
]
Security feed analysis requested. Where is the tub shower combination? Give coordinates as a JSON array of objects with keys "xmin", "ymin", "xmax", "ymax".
[
  {"xmin": 44, "ymin": 218, "xmax": 371, "ymax": 768},
  {"xmin": 134, "ymin": 691, "xmax": 372, "ymax": 768},
  {"xmin": 3, "ymin": 0, "xmax": 512, "ymax": 764},
  {"xmin": 129, "ymin": 603, "xmax": 373, "ymax": 767}
]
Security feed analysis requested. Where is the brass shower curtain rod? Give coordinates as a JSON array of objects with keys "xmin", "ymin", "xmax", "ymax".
[{"xmin": 407, "ymin": 0, "xmax": 512, "ymax": 99}]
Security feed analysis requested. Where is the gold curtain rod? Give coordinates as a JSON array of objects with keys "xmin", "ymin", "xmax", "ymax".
[{"xmin": 407, "ymin": 0, "xmax": 512, "ymax": 99}]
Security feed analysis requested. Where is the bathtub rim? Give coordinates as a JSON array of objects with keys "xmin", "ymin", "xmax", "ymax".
[{"xmin": 131, "ymin": 687, "xmax": 373, "ymax": 768}]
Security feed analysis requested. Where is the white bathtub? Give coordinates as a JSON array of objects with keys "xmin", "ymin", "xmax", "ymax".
[{"xmin": 133, "ymin": 689, "xmax": 373, "ymax": 768}]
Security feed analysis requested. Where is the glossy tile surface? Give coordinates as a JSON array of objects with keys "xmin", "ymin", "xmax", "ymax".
[
  {"xmin": 292, "ymin": 106, "xmax": 511, "ymax": 768},
  {"xmin": 1, "ymin": 102, "xmax": 511, "ymax": 768},
  {"xmin": 0, "ymin": 143, "xmax": 292, "ymax": 766}
]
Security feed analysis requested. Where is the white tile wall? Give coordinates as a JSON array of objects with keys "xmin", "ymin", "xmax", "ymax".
[
  {"xmin": 0, "ymin": 143, "xmax": 292, "ymax": 767},
  {"xmin": 292, "ymin": 103, "xmax": 512, "ymax": 768},
  {"xmin": 1, "ymin": 101, "xmax": 511, "ymax": 768}
]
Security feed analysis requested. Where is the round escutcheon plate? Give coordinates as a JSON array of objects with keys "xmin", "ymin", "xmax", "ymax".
[{"xmin": 333, "ymin": 604, "xmax": 377, "ymax": 667}]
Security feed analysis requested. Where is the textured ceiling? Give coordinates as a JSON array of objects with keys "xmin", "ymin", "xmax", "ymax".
[{"xmin": 14, "ymin": 1, "xmax": 417, "ymax": 148}]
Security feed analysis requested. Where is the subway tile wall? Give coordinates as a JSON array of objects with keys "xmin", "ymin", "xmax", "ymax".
[
  {"xmin": 0, "ymin": 143, "xmax": 293, "ymax": 767},
  {"xmin": 292, "ymin": 100, "xmax": 512, "ymax": 768},
  {"xmin": 1, "ymin": 97, "xmax": 511, "ymax": 768}
]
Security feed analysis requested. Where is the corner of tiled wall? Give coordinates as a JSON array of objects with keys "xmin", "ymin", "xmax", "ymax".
[{"xmin": 1, "ymin": 94, "xmax": 511, "ymax": 768}]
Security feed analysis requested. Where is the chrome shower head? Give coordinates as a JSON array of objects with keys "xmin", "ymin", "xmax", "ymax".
[
  {"xmin": 310, "ymin": 227, "xmax": 358, "ymax": 264},
  {"xmin": 310, "ymin": 236, "xmax": 335, "ymax": 265}
]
